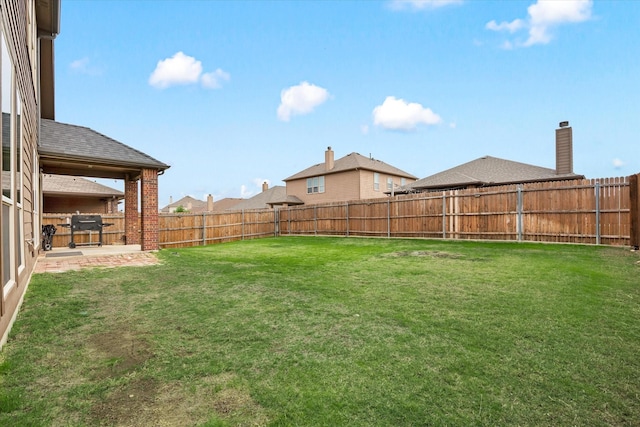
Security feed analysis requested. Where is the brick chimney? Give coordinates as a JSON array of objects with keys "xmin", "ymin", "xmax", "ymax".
[
  {"xmin": 555, "ymin": 121, "xmax": 573, "ymax": 175},
  {"xmin": 325, "ymin": 146, "xmax": 334, "ymax": 171},
  {"xmin": 262, "ymin": 181, "xmax": 268, "ymax": 192},
  {"xmin": 207, "ymin": 194, "xmax": 214, "ymax": 211}
]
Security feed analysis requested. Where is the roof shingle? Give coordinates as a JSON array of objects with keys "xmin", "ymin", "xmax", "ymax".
[
  {"xmin": 404, "ymin": 156, "xmax": 584, "ymax": 191},
  {"xmin": 284, "ymin": 152, "xmax": 417, "ymax": 181}
]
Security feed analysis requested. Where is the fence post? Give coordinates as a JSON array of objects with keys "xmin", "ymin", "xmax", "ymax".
[
  {"xmin": 346, "ymin": 202, "xmax": 349, "ymax": 237},
  {"xmin": 314, "ymin": 206, "xmax": 317, "ymax": 236},
  {"xmin": 241, "ymin": 210, "xmax": 245, "ymax": 240},
  {"xmin": 630, "ymin": 174, "xmax": 640, "ymax": 250},
  {"xmin": 595, "ymin": 181, "xmax": 601, "ymax": 245},
  {"xmin": 517, "ymin": 185, "xmax": 523, "ymax": 242},
  {"xmin": 202, "ymin": 212, "xmax": 207, "ymax": 246},
  {"xmin": 442, "ymin": 193, "xmax": 446, "ymax": 238},
  {"xmin": 387, "ymin": 199, "xmax": 391, "ymax": 238},
  {"xmin": 274, "ymin": 208, "xmax": 279, "ymax": 237}
]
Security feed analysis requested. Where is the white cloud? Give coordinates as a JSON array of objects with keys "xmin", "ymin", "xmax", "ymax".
[
  {"xmin": 485, "ymin": 0, "xmax": 593, "ymax": 48},
  {"xmin": 240, "ymin": 179, "xmax": 271, "ymax": 199},
  {"xmin": 149, "ymin": 51, "xmax": 229, "ymax": 89},
  {"xmin": 612, "ymin": 158, "xmax": 625, "ymax": 169},
  {"xmin": 372, "ymin": 96, "xmax": 442, "ymax": 131},
  {"xmin": 240, "ymin": 184, "xmax": 253, "ymax": 198},
  {"xmin": 277, "ymin": 81, "xmax": 330, "ymax": 122},
  {"xmin": 485, "ymin": 19, "xmax": 525, "ymax": 33},
  {"xmin": 70, "ymin": 57, "xmax": 102, "ymax": 75},
  {"xmin": 389, "ymin": 0, "xmax": 463, "ymax": 11},
  {"xmin": 201, "ymin": 68, "xmax": 231, "ymax": 89}
]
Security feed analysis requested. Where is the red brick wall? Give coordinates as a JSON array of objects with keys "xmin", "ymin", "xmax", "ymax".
[
  {"xmin": 124, "ymin": 179, "xmax": 139, "ymax": 244},
  {"xmin": 141, "ymin": 169, "xmax": 159, "ymax": 251}
]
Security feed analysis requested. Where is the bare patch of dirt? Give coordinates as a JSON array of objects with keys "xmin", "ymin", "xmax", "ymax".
[
  {"xmin": 87, "ymin": 329, "xmax": 154, "ymax": 379},
  {"xmin": 89, "ymin": 374, "xmax": 269, "ymax": 427}
]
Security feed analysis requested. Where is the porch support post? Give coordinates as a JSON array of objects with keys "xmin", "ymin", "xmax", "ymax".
[
  {"xmin": 141, "ymin": 168, "xmax": 159, "ymax": 251},
  {"xmin": 124, "ymin": 177, "xmax": 140, "ymax": 245}
]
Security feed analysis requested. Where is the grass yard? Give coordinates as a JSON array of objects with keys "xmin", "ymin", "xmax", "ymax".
[{"xmin": 1, "ymin": 237, "xmax": 639, "ymax": 426}]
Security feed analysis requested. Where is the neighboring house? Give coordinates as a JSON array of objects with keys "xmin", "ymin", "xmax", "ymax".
[
  {"xmin": 161, "ymin": 195, "xmax": 208, "ymax": 213},
  {"xmin": 1, "ymin": 0, "xmax": 60, "ymax": 348},
  {"xmin": 398, "ymin": 123, "xmax": 584, "ymax": 193},
  {"xmin": 161, "ymin": 195, "xmax": 246, "ymax": 213},
  {"xmin": 284, "ymin": 147, "xmax": 417, "ymax": 204},
  {"xmin": 212, "ymin": 197, "xmax": 244, "ymax": 212},
  {"xmin": 229, "ymin": 183, "xmax": 303, "ymax": 210},
  {"xmin": 43, "ymin": 174, "xmax": 123, "ymax": 213}
]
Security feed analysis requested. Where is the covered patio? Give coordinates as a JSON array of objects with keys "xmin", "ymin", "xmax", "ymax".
[{"xmin": 38, "ymin": 119, "xmax": 169, "ymax": 251}]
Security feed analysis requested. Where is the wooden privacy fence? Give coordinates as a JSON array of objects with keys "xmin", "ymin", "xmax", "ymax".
[
  {"xmin": 158, "ymin": 209, "xmax": 275, "ymax": 249},
  {"xmin": 42, "ymin": 213, "xmax": 127, "ymax": 248},
  {"xmin": 42, "ymin": 175, "xmax": 638, "ymax": 249},
  {"xmin": 42, "ymin": 210, "xmax": 276, "ymax": 249},
  {"xmin": 279, "ymin": 177, "xmax": 632, "ymax": 246}
]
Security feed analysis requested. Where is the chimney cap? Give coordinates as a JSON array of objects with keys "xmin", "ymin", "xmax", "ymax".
[
  {"xmin": 559, "ymin": 121, "xmax": 569, "ymax": 128},
  {"xmin": 327, "ymin": 146, "xmax": 332, "ymax": 150}
]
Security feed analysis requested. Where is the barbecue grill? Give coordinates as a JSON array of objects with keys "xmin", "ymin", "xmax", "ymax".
[{"xmin": 62, "ymin": 215, "xmax": 114, "ymax": 248}]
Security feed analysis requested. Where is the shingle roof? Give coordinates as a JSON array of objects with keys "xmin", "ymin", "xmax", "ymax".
[
  {"xmin": 284, "ymin": 152, "xmax": 417, "ymax": 181},
  {"xmin": 404, "ymin": 156, "xmax": 584, "ymax": 192},
  {"xmin": 39, "ymin": 118, "xmax": 169, "ymax": 170},
  {"xmin": 212, "ymin": 198, "xmax": 244, "ymax": 212},
  {"xmin": 42, "ymin": 174, "xmax": 124, "ymax": 198},
  {"xmin": 228, "ymin": 186, "xmax": 303, "ymax": 210},
  {"xmin": 160, "ymin": 196, "xmax": 207, "ymax": 213}
]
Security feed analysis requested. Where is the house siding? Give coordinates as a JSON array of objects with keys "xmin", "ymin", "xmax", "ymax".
[
  {"xmin": 287, "ymin": 169, "xmax": 416, "ymax": 205},
  {"xmin": 287, "ymin": 170, "xmax": 362, "ymax": 204},
  {"xmin": 1, "ymin": 0, "xmax": 44, "ymax": 349},
  {"xmin": 43, "ymin": 196, "xmax": 119, "ymax": 214}
]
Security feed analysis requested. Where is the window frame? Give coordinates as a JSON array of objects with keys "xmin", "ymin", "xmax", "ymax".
[{"xmin": 306, "ymin": 176, "xmax": 325, "ymax": 194}]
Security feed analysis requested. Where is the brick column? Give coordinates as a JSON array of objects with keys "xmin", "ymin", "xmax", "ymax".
[
  {"xmin": 124, "ymin": 178, "xmax": 140, "ymax": 245},
  {"xmin": 141, "ymin": 169, "xmax": 159, "ymax": 251}
]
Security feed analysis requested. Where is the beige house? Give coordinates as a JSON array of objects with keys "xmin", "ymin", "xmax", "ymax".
[
  {"xmin": 284, "ymin": 147, "xmax": 417, "ymax": 204},
  {"xmin": 1, "ymin": 0, "xmax": 60, "ymax": 348},
  {"xmin": 229, "ymin": 183, "xmax": 303, "ymax": 210},
  {"xmin": 43, "ymin": 174, "xmax": 123, "ymax": 213},
  {"xmin": 161, "ymin": 195, "xmax": 245, "ymax": 213}
]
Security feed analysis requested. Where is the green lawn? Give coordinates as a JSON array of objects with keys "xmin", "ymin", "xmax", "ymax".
[{"xmin": 1, "ymin": 237, "xmax": 639, "ymax": 426}]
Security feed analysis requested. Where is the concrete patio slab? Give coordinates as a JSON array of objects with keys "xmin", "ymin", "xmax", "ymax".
[{"xmin": 35, "ymin": 245, "xmax": 160, "ymax": 274}]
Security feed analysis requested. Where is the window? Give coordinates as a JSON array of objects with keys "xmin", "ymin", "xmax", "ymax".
[
  {"xmin": 374, "ymin": 173, "xmax": 379, "ymax": 191},
  {"xmin": 387, "ymin": 177, "xmax": 393, "ymax": 191},
  {"xmin": 401, "ymin": 178, "xmax": 406, "ymax": 186},
  {"xmin": 306, "ymin": 176, "xmax": 325, "ymax": 194},
  {"xmin": 1, "ymin": 28, "xmax": 15, "ymax": 291},
  {"xmin": 16, "ymin": 91, "xmax": 23, "ymax": 271}
]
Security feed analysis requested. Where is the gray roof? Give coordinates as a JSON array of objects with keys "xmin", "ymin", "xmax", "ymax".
[
  {"xmin": 42, "ymin": 174, "xmax": 123, "ymax": 198},
  {"xmin": 284, "ymin": 152, "xmax": 417, "ymax": 181},
  {"xmin": 228, "ymin": 186, "xmax": 303, "ymax": 210},
  {"xmin": 39, "ymin": 118, "xmax": 169, "ymax": 170},
  {"xmin": 404, "ymin": 156, "xmax": 584, "ymax": 192}
]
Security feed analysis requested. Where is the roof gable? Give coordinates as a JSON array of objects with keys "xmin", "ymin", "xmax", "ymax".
[{"xmin": 284, "ymin": 152, "xmax": 417, "ymax": 181}]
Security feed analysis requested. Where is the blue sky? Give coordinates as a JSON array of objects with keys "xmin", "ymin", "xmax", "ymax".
[{"xmin": 54, "ymin": 0, "xmax": 639, "ymax": 207}]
